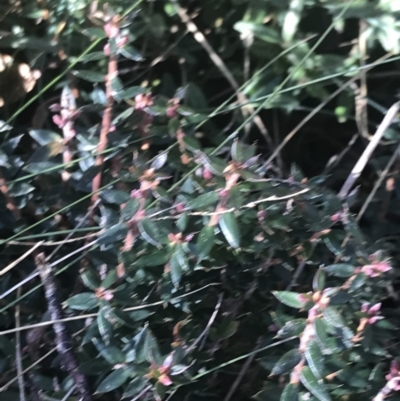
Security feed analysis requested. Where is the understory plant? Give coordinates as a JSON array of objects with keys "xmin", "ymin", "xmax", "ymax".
[{"xmin": 1, "ymin": 1, "xmax": 400, "ymax": 401}]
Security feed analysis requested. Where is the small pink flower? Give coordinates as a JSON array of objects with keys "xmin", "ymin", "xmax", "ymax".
[
  {"xmin": 117, "ymin": 35, "xmax": 128, "ymax": 48},
  {"xmin": 53, "ymin": 114, "xmax": 65, "ymax": 128},
  {"xmin": 130, "ymin": 189, "xmax": 143, "ymax": 199},
  {"xmin": 361, "ymin": 261, "xmax": 391, "ymax": 277},
  {"xmin": 361, "ymin": 302, "xmax": 369, "ymax": 313},
  {"xmin": 104, "ymin": 22, "xmax": 119, "ymax": 38},
  {"xmin": 166, "ymin": 106, "xmax": 177, "ymax": 118},
  {"xmin": 330, "ymin": 212, "xmax": 342, "ymax": 222},
  {"xmin": 368, "ymin": 303, "xmax": 381, "ymax": 315},
  {"xmin": 268, "ymin": 324, "xmax": 279, "ymax": 332},
  {"xmin": 203, "ymin": 169, "xmax": 212, "ymax": 180},
  {"xmin": 257, "ymin": 210, "xmax": 267, "ymax": 222},
  {"xmin": 175, "ymin": 203, "xmax": 185, "ymax": 213},
  {"xmin": 386, "ymin": 360, "xmax": 400, "ymax": 381},
  {"xmin": 103, "ymin": 43, "xmax": 111, "ymax": 56}
]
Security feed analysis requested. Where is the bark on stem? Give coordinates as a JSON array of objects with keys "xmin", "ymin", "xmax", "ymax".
[
  {"xmin": 91, "ymin": 52, "xmax": 117, "ymax": 204},
  {"xmin": 35, "ymin": 253, "xmax": 92, "ymax": 401}
]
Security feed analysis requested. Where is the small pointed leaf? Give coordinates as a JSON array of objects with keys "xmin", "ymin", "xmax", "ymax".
[
  {"xmin": 299, "ymin": 366, "xmax": 331, "ymax": 401},
  {"xmin": 323, "ymin": 264, "xmax": 355, "ymax": 277},
  {"xmin": 219, "ymin": 212, "xmax": 240, "ymax": 248},
  {"xmin": 271, "ymin": 349, "xmax": 302, "ymax": 376},
  {"xmin": 304, "ymin": 339, "xmax": 324, "ymax": 380},
  {"xmin": 272, "ymin": 291, "xmax": 308, "ymax": 309},
  {"xmin": 96, "ymin": 369, "xmax": 131, "ymax": 393}
]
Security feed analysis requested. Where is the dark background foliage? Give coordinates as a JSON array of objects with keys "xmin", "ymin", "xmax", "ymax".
[{"xmin": 1, "ymin": 0, "xmax": 400, "ymax": 400}]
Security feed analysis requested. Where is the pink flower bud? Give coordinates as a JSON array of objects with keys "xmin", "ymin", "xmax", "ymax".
[
  {"xmin": 53, "ymin": 114, "xmax": 65, "ymax": 128},
  {"xmin": 257, "ymin": 210, "xmax": 267, "ymax": 222},
  {"xmin": 103, "ymin": 43, "xmax": 111, "ymax": 56},
  {"xmin": 175, "ymin": 203, "xmax": 185, "ymax": 213},
  {"xmin": 361, "ymin": 302, "xmax": 369, "ymax": 313},
  {"xmin": 130, "ymin": 189, "xmax": 142, "ymax": 199},
  {"xmin": 117, "ymin": 35, "xmax": 128, "ymax": 48},
  {"xmin": 49, "ymin": 103, "xmax": 61, "ymax": 112},
  {"xmin": 368, "ymin": 303, "xmax": 381, "ymax": 315},
  {"xmin": 104, "ymin": 22, "xmax": 119, "ymax": 38},
  {"xmin": 330, "ymin": 212, "xmax": 342, "ymax": 222},
  {"xmin": 166, "ymin": 106, "xmax": 177, "ymax": 118},
  {"xmin": 203, "ymin": 169, "xmax": 212, "ymax": 180}
]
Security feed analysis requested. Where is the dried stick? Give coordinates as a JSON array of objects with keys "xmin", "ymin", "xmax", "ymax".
[
  {"xmin": 15, "ymin": 288, "xmax": 26, "ymax": 401},
  {"xmin": 91, "ymin": 38, "xmax": 117, "ymax": 205},
  {"xmin": 174, "ymin": 3, "xmax": 274, "ymax": 149},
  {"xmin": 339, "ymin": 101, "xmax": 400, "ymax": 199},
  {"xmin": 0, "ymin": 241, "xmax": 43, "ymax": 276},
  {"xmin": 35, "ymin": 253, "xmax": 92, "ymax": 401},
  {"xmin": 265, "ymin": 53, "xmax": 392, "ymax": 168},
  {"xmin": 186, "ymin": 292, "xmax": 223, "ymax": 354},
  {"xmin": 223, "ymin": 337, "xmax": 263, "ymax": 401}
]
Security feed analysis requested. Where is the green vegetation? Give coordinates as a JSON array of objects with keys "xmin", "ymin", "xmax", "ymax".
[{"xmin": 1, "ymin": 1, "xmax": 400, "ymax": 400}]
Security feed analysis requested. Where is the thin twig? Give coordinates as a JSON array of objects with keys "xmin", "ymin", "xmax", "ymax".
[
  {"xmin": 0, "ymin": 282, "xmax": 220, "ymax": 335},
  {"xmin": 35, "ymin": 253, "xmax": 92, "ymax": 401},
  {"xmin": 91, "ymin": 37, "xmax": 117, "ymax": 205},
  {"xmin": 265, "ymin": 53, "xmax": 392, "ymax": 167},
  {"xmin": 186, "ymin": 293, "xmax": 223, "ymax": 354},
  {"xmin": 286, "ymin": 258, "xmax": 308, "ymax": 291},
  {"xmin": 174, "ymin": 3, "xmax": 274, "ymax": 149},
  {"xmin": 61, "ymin": 384, "xmax": 77, "ymax": 401},
  {"xmin": 15, "ymin": 288, "xmax": 26, "ymax": 401},
  {"xmin": 8, "ymin": 232, "xmax": 99, "ymax": 246},
  {"xmin": 0, "ymin": 241, "xmax": 43, "ymax": 276},
  {"xmin": 339, "ymin": 101, "xmax": 400, "ymax": 198},
  {"xmin": 1, "ymin": 327, "xmax": 87, "ymax": 392},
  {"xmin": 356, "ymin": 143, "xmax": 400, "ymax": 222},
  {"xmin": 223, "ymin": 337, "xmax": 263, "ymax": 401},
  {"xmin": 0, "ymin": 240, "xmax": 97, "ymax": 300},
  {"xmin": 131, "ymin": 384, "xmax": 152, "ymax": 401}
]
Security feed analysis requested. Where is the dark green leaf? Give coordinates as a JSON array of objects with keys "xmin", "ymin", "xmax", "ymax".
[
  {"xmin": 196, "ymin": 225, "xmax": 215, "ymax": 259},
  {"xmin": 123, "ymin": 377, "xmax": 148, "ymax": 398},
  {"xmin": 100, "ymin": 190, "xmax": 131, "ymax": 205},
  {"xmin": 92, "ymin": 338, "xmax": 126, "ymax": 365},
  {"xmin": 65, "ymin": 293, "xmax": 98, "ymax": 310},
  {"xmin": 121, "ymin": 199, "xmax": 140, "ymax": 221},
  {"xmin": 97, "ymin": 223, "xmax": 128, "ymax": 245},
  {"xmin": 277, "ymin": 319, "xmax": 306, "ymax": 338},
  {"xmin": 313, "ymin": 268, "xmax": 326, "ymax": 292},
  {"xmin": 110, "ymin": 76, "xmax": 124, "ymax": 101},
  {"xmin": 138, "ymin": 218, "xmax": 163, "ymax": 247},
  {"xmin": 271, "ymin": 349, "xmax": 302, "ymax": 376},
  {"xmin": 187, "ymin": 192, "xmax": 220, "ymax": 210},
  {"xmin": 234, "ymin": 22, "xmax": 281, "ymax": 44},
  {"xmin": 210, "ymin": 318, "xmax": 238, "ymax": 341},
  {"xmin": 280, "ymin": 383, "xmax": 299, "ymax": 401},
  {"xmin": 80, "ymin": 51, "xmax": 106, "ymax": 63},
  {"xmin": 98, "ymin": 307, "xmax": 113, "ymax": 344},
  {"xmin": 96, "ymin": 368, "xmax": 131, "ymax": 393},
  {"xmin": 73, "ymin": 70, "xmax": 105, "ymax": 82},
  {"xmin": 119, "ymin": 45, "xmax": 143, "ymax": 61},
  {"xmin": 170, "ymin": 251, "xmax": 183, "ymax": 287},
  {"xmin": 29, "ymin": 129, "xmax": 61, "ymax": 146},
  {"xmin": 304, "ymin": 339, "xmax": 324, "ymax": 380},
  {"xmin": 80, "ymin": 268, "xmax": 101, "ymax": 291},
  {"xmin": 121, "ymin": 86, "xmax": 146, "ymax": 99},
  {"xmin": 323, "ymin": 307, "xmax": 346, "ymax": 328},
  {"xmin": 219, "ymin": 212, "xmax": 240, "ymax": 248},
  {"xmin": 314, "ymin": 317, "xmax": 328, "ymax": 352},
  {"xmin": 323, "ymin": 264, "xmax": 355, "ymax": 277},
  {"xmin": 151, "ymin": 152, "xmax": 168, "ymax": 170},
  {"xmin": 272, "ymin": 291, "xmax": 308, "ymax": 309},
  {"xmin": 299, "ymin": 366, "xmax": 331, "ymax": 401}
]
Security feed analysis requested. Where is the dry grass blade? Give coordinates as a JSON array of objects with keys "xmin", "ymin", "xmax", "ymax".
[
  {"xmin": 0, "ymin": 241, "xmax": 43, "ymax": 276},
  {"xmin": 339, "ymin": 101, "xmax": 400, "ymax": 199}
]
